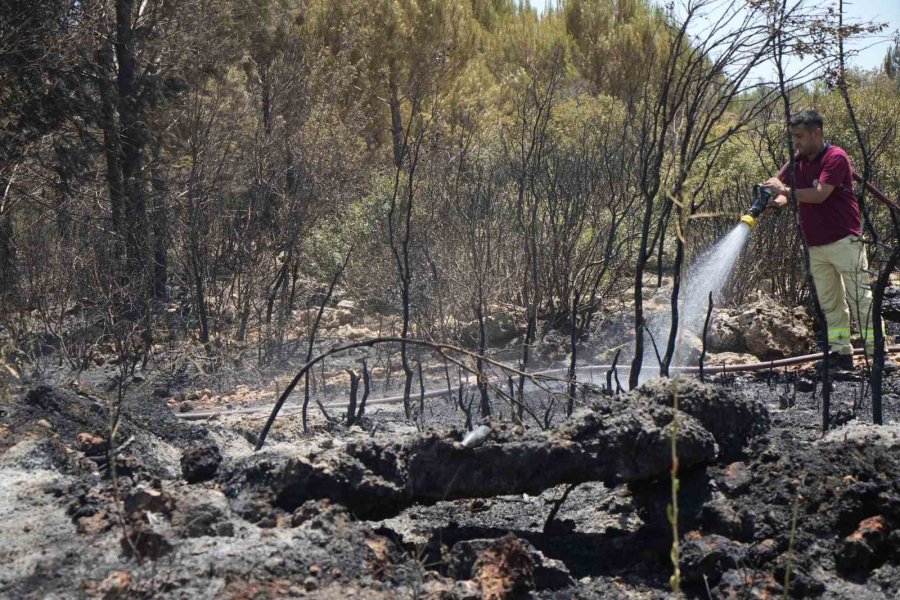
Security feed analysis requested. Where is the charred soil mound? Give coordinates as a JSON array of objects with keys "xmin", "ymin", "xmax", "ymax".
[{"xmin": 4, "ymin": 378, "xmax": 900, "ymax": 599}]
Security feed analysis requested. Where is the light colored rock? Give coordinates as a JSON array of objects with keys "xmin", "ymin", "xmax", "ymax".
[
  {"xmin": 820, "ymin": 424, "xmax": 900, "ymax": 449},
  {"xmin": 707, "ymin": 293, "xmax": 814, "ymax": 359},
  {"xmin": 459, "ymin": 312, "xmax": 522, "ymax": 348},
  {"xmin": 335, "ymin": 325, "xmax": 373, "ymax": 341},
  {"xmin": 703, "ymin": 352, "xmax": 759, "ymax": 366},
  {"xmin": 336, "ymin": 299, "xmax": 358, "ymax": 312},
  {"xmin": 317, "ymin": 307, "xmax": 354, "ymax": 329}
]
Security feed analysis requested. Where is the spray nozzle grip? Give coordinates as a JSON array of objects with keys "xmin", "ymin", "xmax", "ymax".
[{"xmin": 748, "ymin": 184, "xmax": 773, "ymax": 218}]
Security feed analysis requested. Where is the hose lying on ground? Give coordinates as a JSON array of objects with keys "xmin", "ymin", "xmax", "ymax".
[{"xmin": 174, "ymin": 345, "xmax": 900, "ymax": 421}]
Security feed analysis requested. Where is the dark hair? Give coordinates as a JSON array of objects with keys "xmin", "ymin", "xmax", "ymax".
[{"xmin": 790, "ymin": 109, "xmax": 823, "ymax": 132}]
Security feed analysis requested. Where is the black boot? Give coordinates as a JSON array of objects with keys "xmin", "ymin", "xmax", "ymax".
[{"xmin": 816, "ymin": 353, "xmax": 854, "ymax": 374}]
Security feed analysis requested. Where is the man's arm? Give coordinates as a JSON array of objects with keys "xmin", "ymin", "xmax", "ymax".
[{"xmin": 763, "ymin": 177, "xmax": 834, "ymax": 205}]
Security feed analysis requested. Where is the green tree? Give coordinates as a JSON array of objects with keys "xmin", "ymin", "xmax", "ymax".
[
  {"xmin": 884, "ymin": 34, "xmax": 900, "ymax": 79},
  {"xmin": 564, "ymin": 0, "xmax": 667, "ymax": 102}
]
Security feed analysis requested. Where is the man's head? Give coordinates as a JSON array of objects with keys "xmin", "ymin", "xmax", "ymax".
[{"xmin": 789, "ymin": 109, "xmax": 825, "ymax": 157}]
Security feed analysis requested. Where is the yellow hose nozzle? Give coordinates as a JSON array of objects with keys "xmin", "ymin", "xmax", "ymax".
[{"xmin": 739, "ymin": 214, "xmax": 757, "ymax": 229}]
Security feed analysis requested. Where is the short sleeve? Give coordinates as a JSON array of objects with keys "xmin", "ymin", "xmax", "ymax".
[
  {"xmin": 819, "ymin": 150, "xmax": 849, "ymax": 187},
  {"xmin": 777, "ymin": 157, "xmax": 794, "ymax": 184}
]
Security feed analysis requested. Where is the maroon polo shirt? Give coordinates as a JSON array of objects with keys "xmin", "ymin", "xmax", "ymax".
[{"xmin": 779, "ymin": 144, "xmax": 862, "ymax": 247}]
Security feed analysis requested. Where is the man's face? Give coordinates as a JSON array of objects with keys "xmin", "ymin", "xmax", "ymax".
[{"xmin": 790, "ymin": 125, "xmax": 822, "ymax": 156}]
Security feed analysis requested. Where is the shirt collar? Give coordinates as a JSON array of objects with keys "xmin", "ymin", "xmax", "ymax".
[{"xmin": 800, "ymin": 142, "xmax": 831, "ymax": 163}]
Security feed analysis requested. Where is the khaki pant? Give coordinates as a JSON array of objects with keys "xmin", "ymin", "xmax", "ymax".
[{"xmin": 809, "ymin": 235, "xmax": 881, "ymax": 356}]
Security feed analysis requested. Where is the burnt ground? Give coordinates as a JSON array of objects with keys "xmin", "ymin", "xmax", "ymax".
[{"xmin": 3, "ymin": 343, "xmax": 900, "ymax": 599}]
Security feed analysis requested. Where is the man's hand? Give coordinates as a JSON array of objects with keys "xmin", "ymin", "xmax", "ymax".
[
  {"xmin": 767, "ymin": 194, "xmax": 788, "ymax": 209},
  {"xmin": 763, "ymin": 177, "xmax": 788, "ymax": 197}
]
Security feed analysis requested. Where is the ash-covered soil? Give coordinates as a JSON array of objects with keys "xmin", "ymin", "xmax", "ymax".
[{"xmin": 3, "ymin": 356, "xmax": 900, "ymax": 599}]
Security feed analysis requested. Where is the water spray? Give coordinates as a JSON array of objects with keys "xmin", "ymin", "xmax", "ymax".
[{"xmin": 739, "ymin": 184, "xmax": 773, "ymax": 229}]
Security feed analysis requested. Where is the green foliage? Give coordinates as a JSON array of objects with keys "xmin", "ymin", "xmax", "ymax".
[
  {"xmin": 3, "ymin": 0, "xmax": 900, "ymax": 369},
  {"xmin": 885, "ymin": 37, "xmax": 900, "ymax": 79},
  {"xmin": 564, "ymin": 0, "xmax": 668, "ymax": 100}
]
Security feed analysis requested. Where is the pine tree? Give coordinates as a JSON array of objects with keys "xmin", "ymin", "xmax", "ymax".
[{"xmin": 885, "ymin": 35, "xmax": 900, "ymax": 79}]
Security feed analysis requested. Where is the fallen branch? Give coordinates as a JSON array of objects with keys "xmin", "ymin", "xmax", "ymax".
[{"xmin": 256, "ymin": 336, "xmax": 585, "ymax": 450}]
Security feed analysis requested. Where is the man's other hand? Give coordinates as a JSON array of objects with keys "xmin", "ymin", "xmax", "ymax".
[
  {"xmin": 767, "ymin": 194, "xmax": 788, "ymax": 209},
  {"xmin": 763, "ymin": 177, "xmax": 787, "ymax": 196}
]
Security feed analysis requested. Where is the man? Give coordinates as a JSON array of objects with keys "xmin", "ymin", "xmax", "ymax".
[{"xmin": 764, "ymin": 109, "xmax": 896, "ymax": 373}]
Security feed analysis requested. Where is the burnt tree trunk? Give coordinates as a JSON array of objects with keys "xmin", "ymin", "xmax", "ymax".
[
  {"xmin": 630, "ymin": 192, "xmax": 655, "ymax": 390},
  {"xmin": 149, "ymin": 143, "xmax": 168, "ymax": 300},
  {"xmin": 96, "ymin": 41, "xmax": 125, "ymax": 244},
  {"xmin": 661, "ymin": 224, "xmax": 685, "ymax": 376},
  {"xmin": 186, "ymin": 145, "xmax": 209, "ymax": 345},
  {"xmin": 870, "ymin": 224, "xmax": 900, "ymax": 425},
  {"xmin": 0, "ymin": 173, "xmax": 16, "ymax": 303},
  {"xmin": 475, "ymin": 305, "xmax": 491, "ymax": 418},
  {"xmin": 115, "ymin": 0, "xmax": 150, "ymax": 293}
]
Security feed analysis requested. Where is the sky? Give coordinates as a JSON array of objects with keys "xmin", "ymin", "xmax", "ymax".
[
  {"xmin": 840, "ymin": 0, "xmax": 900, "ymax": 71},
  {"xmin": 536, "ymin": 0, "xmax": 900, "ymax": 79}
]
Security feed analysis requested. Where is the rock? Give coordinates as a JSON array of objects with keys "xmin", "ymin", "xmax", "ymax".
[
  {"xmin": 680, "ymin": 534, "xmax": 745, "ymax": 586},
  {"xmin": 674, "ymin": 332, "xmax": 705, "ymax": 365},
  {"xmin": 629, "ymin": 467, "xmax": 713, "ymax": 532},
  {"xmin": 335, "ymin": 325, "xmax": 373, "ymax": 341},
  {"xmin": 882, "ymin": 286, "xmax": 900, "ymax": 322},
  {"xmin": 178, "ymin": 402, "xmax": 194, "ymax": 413},
  {"xmin": 796, "ymin": 377, "xmax": 815, "ymax": 393},
  {"xmin": 708, "ymin": 315, "xmax": 744, "ymax": 355},
  {"xmin": 36, "ymin": 418, "xmax": 52, "ymax": 429},
  {"xmin": 718, "ymin": 461, "xmax": 752, "ymax": 496},
  {"xmin": 830, "ymin": 404, "xmax": 855, "ymax": 428},
  {"xmin": 324, "ymin": 307, "xmax": 354, "ymax": 327},
  {"xmin": 821, "ymin": 424, "xmax": 900, "ymax": 450},
  {"xmin": 290, "ymin": 499, "xmax": 351, "ymax": 531},
  {"xmin": 701, "ymin": 499, "xmax": 744, "ymax": 539},
  {"xmin": 77, "ymin": 511, "xmax": 112, "ymax": 535},
  {"xmin": 76, "ymin": 432, "xmax": 107, "ymax": 456},
  {"xmin": 265, "ymin": 556, "xmax": 284, "ymax": 571},
  {"xmin": 888, "ymin": 530, "xmax": 900, "ymax": 562},
  {"xmin": 459, "ymin": 312, "xmax": 522, "ymax": 348},
  {"xmin": 746, "ymin": 538, "xmax": 780, "ymax": 566},
  {"xmin": 98, "ymin": 570, "xmax": 132, "ymax": 599},
  {"xmin": 173, "ymin": 491, "xmax": 234, "ymax": 538},
  {"xmin": 632, "ymin": 377, "xmax": 770, "ymax": 461},
  {"xmin": 124, "ymin": 487, "xmax": 175, "ymax": 516},
  {"xmin": 772, "ymin": 560, "xmax": 825, "ymax": 597},
  {"xmin": 708, "ymin": 294, "xmax": 814, "ymax": 359},
  {"xmin": 121, "ymin": 518, "xmax": 172, "ymax": 560},
  {"xmin": 715, "ymin": 569, "xmax": 782, "ymax": 598},
  {"xmin": 472, "ymin": 534, "xmax": 535, "ymax": 599},
  {"xmin": 303, "ymin": 576, "xmax": 318, "ymax": 591},
  {"xmin": 777, "ymin": 393, "xmax": 796, "ymax": 410},
  {"xmin": 336, "ymin": 299, "xmax": 358, "ymax": 312},
  {"xmin": 447, "ymin": 537, "xmax": 573, "ymax": 591},
  {"xmin": 835, "ymin": 515, "xmax": 889, "ymax": 575},
  {"xmin": 230, "ymin": 492, "xmax": 277, "ymax": 527},
  {"xmin": 181, "ymin": 439, "xmax": 222, "ymax": 483},
  {"xmin": 704, "ymin": 352, "xmax": 759, "ymax": 367}
]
